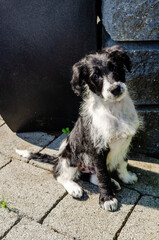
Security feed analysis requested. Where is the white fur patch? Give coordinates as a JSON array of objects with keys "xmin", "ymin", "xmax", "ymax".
[
  {"xmin": 61, "ymin": 181, "xmax": 83, "ymax": 198},
  {"xmin": 119, "ymin": 170, "xmax": 138, "ymax": 184},
  {"xmin": 15, "ymin": 149, "xmax": 30, "ymax": 158},
  {"xmin": 107, "ymin": 137, "xmax": 132, "ymax": 172},
  {"xmin": 58, "ymin": 139, "xmax": 67, "ymax": 153},
  {"xmin": 117, "ymin": 160, "xmax": 138, "ymax": 184},
  {"xmin": 102, "ymin": 79, "xmax": 127, "ymax": 102},
  {"xmin": 101, "ymin": 198, "xmax": 118, "ymax": 211},
  {"xmin": 57, "ymin": 158, "xmax": 77, "ymax": 180},
  {"xmin": 90, "ymin": 174, "xmax": 98, "ymax": 185},
  {"xmin": 101, "ymin": 77, "xmax": 112, "ymax": 100},
  {"xmin": 81, "ymin": 89, "xmax": 139, "ymax": 155},
  {"xmin": 56, "ymin": 158, "xmax": 83, "ymax": 198}
]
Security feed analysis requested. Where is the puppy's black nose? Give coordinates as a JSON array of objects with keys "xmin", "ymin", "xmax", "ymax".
[{"xmin": 110, "ymin": 85, "xmax": 121, "ymax": 96}]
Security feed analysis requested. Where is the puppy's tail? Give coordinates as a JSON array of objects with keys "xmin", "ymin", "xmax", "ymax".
[{"xmin": 15, "ymin": 149, "xmax": 57, "ymax": 164}]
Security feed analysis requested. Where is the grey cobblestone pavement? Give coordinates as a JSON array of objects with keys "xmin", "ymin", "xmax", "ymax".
[{"xmin": 0, "ymin": 119, "xmax": 159, "ymax": 239}]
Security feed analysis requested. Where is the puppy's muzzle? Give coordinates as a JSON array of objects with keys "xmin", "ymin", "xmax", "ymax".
[{"xmin": 110, "ymin": 85, "xmax": 122, "ymax": 97}]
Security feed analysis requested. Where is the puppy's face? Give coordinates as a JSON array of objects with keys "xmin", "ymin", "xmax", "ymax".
[{"xmin": 71, "ymin": 46, "xmax": 131, "ymax": 102}]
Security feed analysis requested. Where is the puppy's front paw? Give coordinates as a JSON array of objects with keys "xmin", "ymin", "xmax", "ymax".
[
  {"xmin": 100, "ymin": 195, "xmax": 118, "ymax": 212},
  {"xmin": 67, "ymin": 182, "xmax": 83, "ymax": 199},
  {"xmin": 119, "ymin": 171, "xmax": 138, "ymax": 184}
]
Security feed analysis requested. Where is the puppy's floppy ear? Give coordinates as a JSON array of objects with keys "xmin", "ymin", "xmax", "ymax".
[
  {"xmin": 119, "ymin": 51, "xmax": 131, "ymax": 72},
  {"xmin": 101, "ymin": 45, "xmax": 131, "ymax": 72},
  {"xmin": 70, "ymin": 60, "xmax": 89, "ymax": 96},
  {"xmin": 109, "ymin": 46, "xmax": 131, "ymax": 72}
]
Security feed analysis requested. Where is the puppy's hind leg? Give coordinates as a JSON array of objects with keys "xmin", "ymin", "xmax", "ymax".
[{"xmin": 54, "ymin": 158, "xmax": 83, "ymax": 199}]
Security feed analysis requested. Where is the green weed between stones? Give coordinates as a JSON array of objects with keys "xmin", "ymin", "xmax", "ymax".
[
  {"xmin": 0, "ymin": 196, "xmax": 16, "ymax": 212},
  {"xmin": 0, "ymin": 196, "xmax": 8, "ymax": 208},
  {"xmin": 62, "ymin": 127, "xmax": 70, "ymax": 134}
]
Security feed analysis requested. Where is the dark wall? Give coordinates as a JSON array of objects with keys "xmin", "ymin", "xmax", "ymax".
[
  {"xmin": 102, "ymin": 0, "xmax": 159, "ymax": 157},
  {"xmin": 0, "ymin": 0, "xmax": 97, "ymax": 132}
]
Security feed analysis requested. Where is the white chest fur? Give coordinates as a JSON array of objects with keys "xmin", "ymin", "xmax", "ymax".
[{"xmin": 81, "ymin": 92, "xmax": 139, "ymax": 156}]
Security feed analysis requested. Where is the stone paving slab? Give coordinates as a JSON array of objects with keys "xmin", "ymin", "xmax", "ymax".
[
  {"xmin": 3, "ymin": 218, "xmax": 73, "ymax": 240},
  {"xmin": 127, "ymin": 156, "xmax": 159, "ymax": 197},
  {"xmin": 0, "ymin": 154, "xmax": 11, "ymax": 169},
  {"xmin": 40, "ymin": 133, "xmax": 67, "ymax": 155},
  {"xmin": 0, "ymin": 124, "xmax": 55, "ymax": 161},
  {"xmin": 119, "ymin": 196, "xmax": 159, "ymax": 240},
  {"xmin": 29, "ymin": 159, "xmax": 54, "ymax": 172},
  {"xmin": 0, "ymin": 161, "xmax": 66, "ymax": 221},
  {"xmin": 44, "ymin": 181, "xmax": 140, "ymax": 240},
  {"xmin": 0, "ymin": 208, "xmax": 20, "ymax": 239},
  {"xmin": 0, "ymin": 119, "xmax": 4, "ymax": 127}
]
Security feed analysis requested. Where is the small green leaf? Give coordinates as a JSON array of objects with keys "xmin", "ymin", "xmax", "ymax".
[
  {"xmin": 62, "ymin": 127, "xmax": 70, "ymax": 134},
  {"xmin": 62, "ymin": 128, "xmax": 67, "ymax": 133},
  {"xmin": 66, "ymin": 128, "xmax": 70, "ymax": 133}
]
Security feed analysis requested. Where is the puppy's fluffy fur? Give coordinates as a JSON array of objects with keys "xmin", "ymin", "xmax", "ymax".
[{"xmin": 16, "ymin": 46, "xmax": 140, "ymax": 211}]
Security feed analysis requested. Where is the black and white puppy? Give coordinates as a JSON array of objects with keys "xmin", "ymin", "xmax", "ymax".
[{"xmin": 16, "ymin": 46, "xmax": 140, "ymax": 211}]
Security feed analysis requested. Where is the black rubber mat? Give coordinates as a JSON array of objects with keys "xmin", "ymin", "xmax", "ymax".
[{"xmin": 0, "ymin": 0, "xmax": 97, "ymax": 132}]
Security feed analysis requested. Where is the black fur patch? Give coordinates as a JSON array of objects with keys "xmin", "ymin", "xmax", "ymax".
[
  {"xmin": 29, "ymin": 152, "xmax": 57, "ymax": 164},
  {"xmin": 60, "ymin": 117, "xmax": 95, "ymax": 168}
]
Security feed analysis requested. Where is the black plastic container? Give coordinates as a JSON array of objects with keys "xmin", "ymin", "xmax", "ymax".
[{"xmin": 0, "ymin": 0, "xmax": 97, "ymax": 132}]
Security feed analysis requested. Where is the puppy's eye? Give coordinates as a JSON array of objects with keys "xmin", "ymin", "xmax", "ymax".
[{"xmin": 92, "ymin": 73, "xmax": 99, "ymax": 83}]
